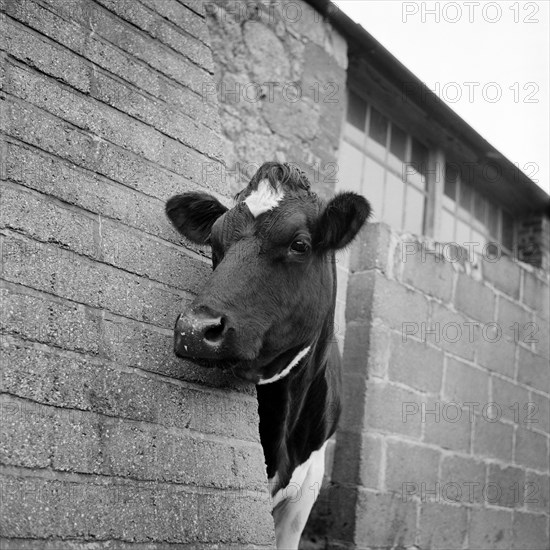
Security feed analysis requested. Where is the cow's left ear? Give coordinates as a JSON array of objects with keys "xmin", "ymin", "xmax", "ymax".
[
  {"xmin": 166, "ymin": 192, "xmax": 228, "ymax": 244},
  {"xmin": 314, "ymin": 192, "xmax": 371, "ymax": 250}
]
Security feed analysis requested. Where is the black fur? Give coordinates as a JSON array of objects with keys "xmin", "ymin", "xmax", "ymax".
[{"xmin": 166, "ymin": 162, "xmax": 370, "ymax": 507}]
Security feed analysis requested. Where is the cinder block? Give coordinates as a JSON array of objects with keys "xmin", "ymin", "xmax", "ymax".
[
  {"xmin": 440, "ymin": 454, "xmax": 486, "ymax": 505},
  {"xmin": 400, "ymin": 241, "xmax": 454, "ymax": 302},
  {"xmin": 5, "ymin": 90, "xmax": 224, "ymax": 198},
  {"xmin": 348, "ymin": 223, "xmax": 393, "ymax": 273},
  {"xmin": 0, "ymin": 285, "xmax": 101, "ymax": 354},
  {"xmin": 4, "ymin": 0, "xmax": 217, "ymax": 126},
  {"xmin": 367, "ymin": 272, "xmax": 430, "ymax": 331},
  {"xmin": 423, "ymin": 396, "xmax": 471, "ymax": 452},
  {"xmin": 0, "ymin": 396, "xmax": 55, "ymax": 469},
  {"xmin": 0, "ymin": 183, "xmax": 98, "ymax": 257},
  {"xmin": 455, "ymin": 272, "xmax": 496, "ymax": 323},
  {"xmin": 388, "ymin": 332, "xmax": 443, "ymax": 393},
  {"xmin": 491, "ymin": 376, "xmax": 531, "ymax": 425},
  {"xmin": 98, "ymin": 218, "xmax": 210, "ymax": 293},
  {"xmin": 528, "ymin": 392, "xmax": 550, "ymax": 434},
  {"xmin": 36, "ymin": 0, "xmax": 210, "ymax": 96},
  {"xmin": 482, "ymin": 254, "xmax": 521, "ymax": 299},
  {"xmin": 444, "ymin": 358, "xmax": 488, "ymax": 405},
  {"xmin": 1, "ymin": 338, "xmax": 256, "ymax": 432},
  {"xmin": 522, "ymin": 270, "xmax": 550, "ymax": 319},
  {"xmin": 429, "ymin": 303, "xmax": 476, "ymax": 361},
  {"xmin": 473, "ymin": 418, "xmax": 514, "ymax": 461},
  {"xmin": 345, "ymin": 270, "xmax": 375, "ymax": 322},
  {"xmin": 354, "ymin": 489, "xmax": 417, "ymax": 549},
  {"xmin": 384, "ymin": 440, "xmax": 440, "ymax": 494},
  {"xmin": 476, "ymin": 331, "xmax": 516, "ymax": 379},
  {"xmin": 339, "ymin": 373, "xmax": 368, "ymax": 433},
  {"xmin": 532, "ymin": 315, "xmax": 549, "ymax": 360},
  {"xmin": 487, "ymin": 464, "xmax": 526, "ymax": 508},
  {"xmin": 342, "ymin": 320, "xmax": 373, "ymax": 376},
  {"xmin": 332, "ymin": 431, "xmax": 382, "ymax": 490},
  {"xmin": 418, "ymin": 503, "xmax": 467, "ymax": 550},
  {"xmin": 51, "ymin": 411, "xmax": 268, "ymax": 492},
  {"xmin": 1, "ymin": 233, "xmax": 188, "ymax": 329},
  {"xmin": 498, "ymin": 296, "xmax": 533, "ymax": 336},
  {"xmin": 365, "ymin": 379, "xmax": 423, "ymax": 439},
  {"xmin": 512, "ymin": 512, "xmax": 549, "ymax": 550},
  {"xmin": 5, "ymin": 142, "xmax": 185, "ymax": 245},
  {"xmin": 140, "ymin": 0, "xmax": 210, "ymax": 43},
  {"xmin": 0, "ymin": 472, "xmax": 274, "ymax": 544},
  {"xmin": 517, "ymin": 347, "xmax": 549, "ymax": 392},
  {"xmin": 94, "ymin": 0, "xmax": 212, "ymax": 70},
  {"xmin": 515, "ymin": 427, "xmax": 549, "ymax": 472},
  {"xmin": 525, "ymin": 470, "xmax": 550, "ymax": 514},
  {"xmin": 1, "ymin": 15, "xmax": 91, "ymax": 93},
  {"xmin": 468, "ymin": 508, "xmax": 513, "ymax": 550}
]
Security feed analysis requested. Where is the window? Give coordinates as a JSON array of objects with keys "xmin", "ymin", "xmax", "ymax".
[
  {"xmin": 441, "ymin": 165, "xmax": 515, "ymax": 254},
  {"xmin": 340, "ymin": 91, "xmax": 428, "ymax": 235}
]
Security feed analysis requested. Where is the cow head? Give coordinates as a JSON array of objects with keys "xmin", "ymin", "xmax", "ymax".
[{"xmin": 166, "ymin": 162, "xmax": 370, "ymax": 383}]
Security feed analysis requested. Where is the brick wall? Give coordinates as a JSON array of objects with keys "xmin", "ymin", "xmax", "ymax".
[
  {"xmin": 0, "ymin": 0, "xmax": 275, "ymax": 546},
  {"xmin": 204, "ymin": 0, "xmax": 348, "ymax": 199},
  {"xmin": 321, "ymin": 223, "xmax": 550, "ymax": 550}
]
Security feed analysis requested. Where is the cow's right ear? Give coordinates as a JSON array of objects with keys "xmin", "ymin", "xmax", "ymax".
[{"xmin": 165, "ymin": 192, "xmax": 228, "ymax": 244}]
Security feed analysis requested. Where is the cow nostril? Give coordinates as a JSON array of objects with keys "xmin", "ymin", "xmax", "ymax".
[{"xmin": 203, "ymin": 317, "xmax": 225, "ymax": 346}]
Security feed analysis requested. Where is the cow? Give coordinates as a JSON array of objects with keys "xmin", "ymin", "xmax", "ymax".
[{"xmin": 166, "ymin": 162, "xmax": 371, "ymax": 549}]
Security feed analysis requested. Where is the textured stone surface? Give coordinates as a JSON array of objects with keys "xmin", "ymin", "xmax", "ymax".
[{"xmin": 0, "ymin": 0, "xmax": 275, "ymax": 545}]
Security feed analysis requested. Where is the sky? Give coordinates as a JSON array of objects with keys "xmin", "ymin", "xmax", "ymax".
[{"xmin": 332, "ymin": 0, "xmax": 549, "ymax": 194}]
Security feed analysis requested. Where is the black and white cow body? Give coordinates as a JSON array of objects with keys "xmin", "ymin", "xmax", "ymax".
[{"xmin": 166, "ymin": 163, "xmax": 370, "ymax": 548}]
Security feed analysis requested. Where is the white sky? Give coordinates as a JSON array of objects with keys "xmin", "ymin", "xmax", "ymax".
[{"xmin": 332, "ymin": 0, "xmax": 549, "ymax": 194}]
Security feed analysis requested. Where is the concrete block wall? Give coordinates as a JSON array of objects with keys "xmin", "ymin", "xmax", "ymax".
[
  {"xmin": 322, "ymin": 223, "xmax": 550, "ymax": 549},
  {"xmin": 205, "ymin": 0, "xmax": 348, "ymax": 199},
  {"xmin": 0, "ymin": 0, "xmax": 275, "ymax": 547}
]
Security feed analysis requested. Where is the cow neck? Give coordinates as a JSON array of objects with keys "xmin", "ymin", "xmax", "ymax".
[{"xmin": 256, "ymin": 308, "xmax": 336, "ymax": 487}]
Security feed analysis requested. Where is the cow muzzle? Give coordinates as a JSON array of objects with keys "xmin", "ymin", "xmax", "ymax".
[{"xmin": 174, "ymin": 309, "xmax": 226, "ymax": 359}]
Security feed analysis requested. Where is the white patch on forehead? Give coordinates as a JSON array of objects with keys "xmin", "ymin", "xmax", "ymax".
[
  {"xmin": 244, "ymin": 178, "xmax": 285, "ymax": 218},
  {"xmin": 257, "ymin": 346, "xmax": 311, "ymax": 386}
]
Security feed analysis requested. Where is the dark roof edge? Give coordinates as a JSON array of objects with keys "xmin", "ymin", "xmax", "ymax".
[{"xmin": 304, "ymin": 0, "xmax": 549, "ymax": 211}]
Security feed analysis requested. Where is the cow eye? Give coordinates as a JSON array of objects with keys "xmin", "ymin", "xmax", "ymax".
[{"xmin": 290, "ymin": 240, "xmax": 310, "ymax": 254}]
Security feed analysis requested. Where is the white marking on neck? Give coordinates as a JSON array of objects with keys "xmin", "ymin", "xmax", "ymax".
[
  {"xmin": 244, "ymin": 179, "xmax": 285, "ymax": 218},
  {"xmin": 257, "ymin": 346, "xmax": 311, "ymax": 385}
]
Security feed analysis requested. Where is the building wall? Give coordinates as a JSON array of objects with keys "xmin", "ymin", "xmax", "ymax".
[
  {"xmin": 0, "ymin": 0, "xmax": 275, "ymax": 547},
  {"xmin": 323, "ymin": 223, "xmax": 550, "ymax": 550},
  {"xmin": 205, "ymin": 0, "xmax": 348, "ymax": 199}
]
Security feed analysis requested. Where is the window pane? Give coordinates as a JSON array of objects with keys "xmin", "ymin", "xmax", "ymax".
[
  {"xmin": 444, "ymin": 164, "xmax": 459, "ymax": 199},
  {"xmin": 440, "ymin": 209, "xmax": 456, "ymax": 242},
  {"xmin": 472, "ymin": 230, "xmax": 487, "ymax": 261},
  {"xmin": 473, "ymin": 195, "xmax": 486, "ymax": 223},
  {"xmin": 403, "ymin": 186, "xmax": 425, "ymax": 235},
  {"xmin": 337, "ymin": 141, "xmax": 364, "ymax": 193},
  {"xmin": 411, "ymin": 138, "xmax": 428, "ymax": 174},
  {"xmin": 408, "ymin": 138, "xmax": 428, "ymax": 189},
  {"xmin": 368, "ymin": 107, "xmax": 388, "ymax": 146},
  {"xmin": 347, "ymin": 91, "xmax": 367, "ymax": 130},
  {"xmin": 487, "ymin": 202, "xmax": 499, "ymax": 237},
  {"xmin": 363, "ymin": 157, "xmax": 385, "ymax": 221},
  {"xmin": 383, "ymin": 173, "xmax": 405, "ymax": 229},
  {"xmin": 407, "ymin": 165, "xmax": 427, "ymax": 189},
  {"xmin": 390, "ymin": 124, "xmax": 407, "ymax": 161},
  {"xmin": 459, "ymin": 181, "xmax": 472, "ymax": 211},
  {"xmin": 456, "ymin": 219, "xmax": 471, "ymax": 247},
  {"xmin": 502, "ymin": 210, "xmax": 514, "ymax": 250}
]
